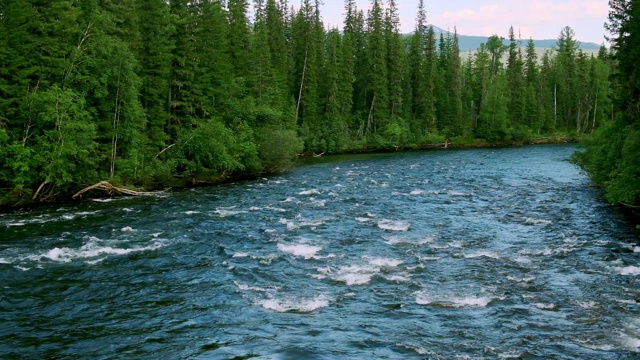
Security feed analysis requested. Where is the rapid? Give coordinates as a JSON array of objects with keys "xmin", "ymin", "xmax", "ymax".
[{"xmin": 1, "ymin": 144, "xmax": 639, "ymax": 359}]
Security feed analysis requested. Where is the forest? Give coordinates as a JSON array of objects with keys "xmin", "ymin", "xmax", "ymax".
[{"xmin": 0, "ymin": 0, "xmax": 635, "ymax": 208}]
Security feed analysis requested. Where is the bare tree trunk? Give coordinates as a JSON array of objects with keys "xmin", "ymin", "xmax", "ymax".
[
  {"xmin": 592, "ymin": 87, "xmax": 598, "ymax": 133},
  {"xmin": 296, "ymin": 48, "xmax": 308, "ymax": 122},
  {"xmin": 110, "ymin": 60, "xmax": 123, "ymax": 179},
  {"xmin": 554, "ymin": 82, "xmax": 557, "ymax": 128},
  {"xmin": 366, "ymin": 95, "xmax": 376, "ymax": 136}
]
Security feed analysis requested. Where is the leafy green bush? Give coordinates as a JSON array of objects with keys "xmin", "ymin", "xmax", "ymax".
[{"xmin": 256, "ymin": 127, "xmax": 303, "ymax": 173}]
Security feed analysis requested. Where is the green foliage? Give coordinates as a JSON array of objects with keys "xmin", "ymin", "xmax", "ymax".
[
  {"xmin": 256, "ymin": 128, "xmax": 304, "ymax": 173},
  {"xmin": 32, "ymin": 86, "xmax": 98, "ymax": 189},
  {"xmin": 0, "ymin": 0, "xmax": 624, "ymax": 206},
  {"xmin": 575, "ymin": 122, "xmax": 639, "ymax": 204},
  {"xmin": 577, "ymin": 0, "xmax": 640, "ymax": 207}
]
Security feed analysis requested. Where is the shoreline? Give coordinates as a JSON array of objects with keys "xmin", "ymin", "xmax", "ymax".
[{"xmin": 0, "ymin": 137, "xmax": 580, "ymax": 211}]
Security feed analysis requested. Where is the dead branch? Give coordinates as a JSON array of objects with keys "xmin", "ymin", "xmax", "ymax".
[
  {"xmin": 620, "ymin": 202, "xmax": 640, "ymax": 209},
  {"xmin": 154, "ymin": 143, "xmax": 176, "ymax": 159},
  {"xmin": 32, "ymin": 180, "xmax": 49, "ymax": 201},
  {"xmin": 72, "ymin": 181, "xmax": 161, "ymax": 199}
]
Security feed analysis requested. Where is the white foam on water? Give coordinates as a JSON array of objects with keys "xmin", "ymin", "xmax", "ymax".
[
  {"xmin": 39, "ymin": 238, "xmax": 166, "ymax": 263},
  {"xmin": 257, "ymin": 295, "xmax": 329, "ymax": 313},
  {"xmin": 635, "ymin": 246, "xmax": 640, "ymax": 253},
  {"xmin": 431, "ymin": 245, "xmax": 451, "ymax": 250},
  {"xmin": 447, "ymin": 190, "xmax": 470, "ymax": 196},
  {"xmin": 332, "ymin": 257, "xmax": 404, "ymax": 286},
  {"xmin": 14, "ymin": 266, "xmax": 31, "ymax": 271},
  {"xmin": 410, "ymin": 190, "xmax": 424, "ymax": 195},
  {"xmin": 0, "ymin": 258, "xmax": 11, "ymax": 264},
  {"xmin": 417, "ymin": 255, "xmax": 442, "ymax": 261},
  {"xmin": 265, "ymin": 206, "xmax": 287, "ymax": 212},
  {"xmin": 335, "ymin": 271, "xmax": 373, "ymax": 286},
  {"xmin": 511, "ymin": 256, "xmax": 532, "ymax": 263},
  {"xmin": 264, "ymin": 229, "xmax": 277, "ymax": 233},
  {"xmin": 277, "ymin": 243, "xmax": 322, "ymax": 259},
  {"xmin": 121, "ymin": 226, "xmax": 134, "ymax": 232},
  {"xmin": 367, "ymin": 257, "xmax": 403, "ymax": 267},
  {"xmin": 464, "ymin": 251, "xmax": 500, "ymax": 259},
  {"xmin": 85, "ymin": 258, "xmax": 106, "ymax": 265},
  {"xmin": 234, "ymin": 281, "xmax": 279, "ymax": 292},
  {"xmin": 383, "ymin": 274, "xmax": 410, "ymax": 282},
  {"xmin": 311, "ymin": 200, "xmax": 326, "ymax": 207},
  {"xmin": 61, "ymin": 214, "xmax": 75, "ymax": 220},
  {"xmin": 298, "ymin": 189, "xmax": 321, "ymax": 196},
  {"xmin": 7, "ymin": 222, "xmax": 26, "ymax": 227},
  {"xmin": 384, "ymin": 234, "xmax": 434, "ymax": 246},
  {"xmin": 534, "ymin": 303, "xmax": 557, "ymax": 310},
  {"xmin": 617, "ymin": 266, "xmax": 640, "ymax": 276},
  {"xmin": 619, "ymin": 332, "xmax": 640, "ymax": 352},
  {"xmin": 576, "ymin": 300, "xmax": 597, "ymax": 309},
  {"xmin": 282, "ymin": 197, "xmax": 298, "ymax": 202},
  {"xmin": 518, "ymin": 248, "xmax": 553, "ymax": 256},
  {"xmin": 416, "ymin": 292, "xmax": 493, "ymax": 308},
  {"xmin": 258, "ymin": 254, "xmax": 280, "ymax": 265},
  {"xmin": 75, "ymin": 211, "xmax": 101, "ymax": 216},
  {"xmin": 523, "ymin": 217, "xmax": 552, "ymax": 226},
  {"xmin": 184, "ymin": 210, "xmax": 200, "ymax": 215},
  {"xmin": 507, "ymin": 276, "xmax": 535, "ymax": 283},
  {"xmin": 214, "ymin": 209, "xmax": 247, "ymax": 217},
  {"xmin": 151, "ymin": 232, "xmax": 162, "ymax": 238},
  {"xmin": 286, "ymin": 222, "xmax": 298, "ymax": 231},
  {"xmin": 91, "ymin": 198, "xmax": 117, "ymax": 203},
  {"xmin": 233, "ymin": 252, "xmax": 251, "ymax": 258},
  {"xmin": 356, "ymin": 217, "xmax": 373, "ymax": 223},
  {"xmin": 497, "ymin": 350, "xmax": 525, "ymax": 359},
  {"xmin": 396, "ymin": 343, "xmax": 432, "ymax": 356},
  {"xmin": 377, "ymin": 219, "xmax": 410, "ymax": 231},
  {"xmin": 573, "ymin": 338, "xmax": 617, "ymax": 351}
]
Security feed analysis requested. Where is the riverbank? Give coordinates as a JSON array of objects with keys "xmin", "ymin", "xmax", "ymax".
[{"xmin": 0, "ymin": 134, "xmax": 582, "ymax": 211}]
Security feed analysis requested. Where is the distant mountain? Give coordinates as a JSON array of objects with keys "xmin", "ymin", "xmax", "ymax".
[{"xmin": 425, "ymin": 25, "xmax": 601, "ymax": 51}]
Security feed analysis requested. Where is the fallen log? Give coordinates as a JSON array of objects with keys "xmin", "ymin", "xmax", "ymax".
[{"xmin": 72, "ymin": 181, "xmax": 161, "ymax": 199}]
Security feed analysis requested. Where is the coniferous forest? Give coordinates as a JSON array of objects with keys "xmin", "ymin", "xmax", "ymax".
[{"xmin": 0, "ymin": 0, "xmax": 634, "ymax": 207}]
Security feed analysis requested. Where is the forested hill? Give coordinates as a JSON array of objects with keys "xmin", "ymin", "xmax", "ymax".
[
  {"xmin": 425, "ymin": 26, "xmax": 602, "ymax": 52},
  {"xmin": 0, "ymin": 0, "xmax": 619, "ymax": 207}
]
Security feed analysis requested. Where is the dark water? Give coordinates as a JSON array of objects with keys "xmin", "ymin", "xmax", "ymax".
[{"xmin": 1, "ymin": 144, "xmax": 639, "ymax": 359}]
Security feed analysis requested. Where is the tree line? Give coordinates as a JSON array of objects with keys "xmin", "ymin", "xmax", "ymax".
[
  {"xmin": 576, "ymin": 0, "xmax": 640, "ymax": 209},
  {"xmin": 0, "ymin": 0, "xmax": 615, "ymax": 205}
]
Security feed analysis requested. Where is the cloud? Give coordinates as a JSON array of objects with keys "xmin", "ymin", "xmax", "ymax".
[
  {"xmin": 318, "ymin": 0, "xmax": 608, "ymax": 43},
  {"xmin": 428, "ymin": 0, "xmax": 608, "ymax": 42}
]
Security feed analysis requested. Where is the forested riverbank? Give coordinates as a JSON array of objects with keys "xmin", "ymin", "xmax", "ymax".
[{"xmin": 0, "ymin": 0, "xmax": 627, "ymax": 208}]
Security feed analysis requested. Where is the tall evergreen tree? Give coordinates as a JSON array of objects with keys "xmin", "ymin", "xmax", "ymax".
[{"xmin": 506, "ymin": 26, "xmax": 525, "ymax": 129}]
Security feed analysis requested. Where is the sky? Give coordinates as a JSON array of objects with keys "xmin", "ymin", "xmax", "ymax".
[{"xmin": 319, "ymin": 0, "xmax": 610, "ymax": 44}]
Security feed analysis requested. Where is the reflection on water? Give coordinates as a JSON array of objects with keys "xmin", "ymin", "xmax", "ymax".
[{"xmin": 1, "ymin": 144, "xmax": 639, "ymax": 359}]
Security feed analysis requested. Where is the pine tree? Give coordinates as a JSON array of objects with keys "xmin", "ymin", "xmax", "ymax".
[
  {"xmin": 523, "ymin": 38, "xmax": 541, "ymax": 132},
  {"xmin": 407, "ymin": 1, "xmax": 435, "ymax": 136},
  {"xmin": 555, "ymin": 26, "xmax": 579, "ymax": 131},
  {"xmin": 136, "ymin": 0, "xmax": 174, "ymax": 150},
  {"xmin": 506, "ymin": 26, "xmax": 525, "ymax": 129},
  {"xmin": 364, "ymin": 0, "xmax": 389, "ymax": 137}
]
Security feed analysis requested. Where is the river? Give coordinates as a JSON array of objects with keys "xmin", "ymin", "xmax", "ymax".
[{"xmin": 1, "ymin": 144, "xmax": 639, "ymax": 359}]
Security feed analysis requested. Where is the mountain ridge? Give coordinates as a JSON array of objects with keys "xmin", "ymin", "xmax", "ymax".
[{"xmin": 425, "ymin": 25, "xmax": 602, "ymax": 51}]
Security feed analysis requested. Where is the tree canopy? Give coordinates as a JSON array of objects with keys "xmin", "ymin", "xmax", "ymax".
[{"xmin": 0, "ymin": 0, "xmax": 618, "ymax": 206}]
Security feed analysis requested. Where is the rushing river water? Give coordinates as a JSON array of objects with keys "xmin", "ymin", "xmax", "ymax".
[{"xmin": 1, "ymin": 144, "xmax": 639, "ymax": 359}]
